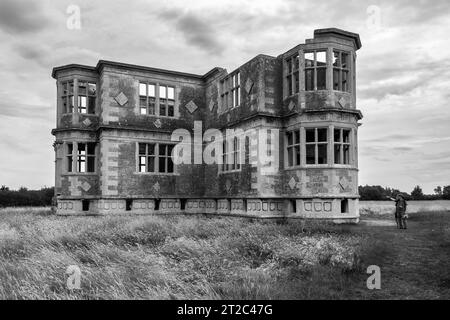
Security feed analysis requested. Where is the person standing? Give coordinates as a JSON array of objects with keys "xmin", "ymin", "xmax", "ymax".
[{"xmin": 394, "ymin": 194, "xmax": 408, "ymax": 229}]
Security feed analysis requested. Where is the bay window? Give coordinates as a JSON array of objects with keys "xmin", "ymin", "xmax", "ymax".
[
  {"xmin": 77, "ymin": 81, "xmax": 96, "ymax": 114},
  {"xmin": 333, "ymin": 50, "xmax": 350, "ymax": 92},
  {"xmin": 61, "ymin": 80, "xmax": 74, "ymax": 113},
  {"xmin": 306, "ymin": 128, "xmax": 328, "ymax": 164},
  {"xmin": 61, "ymin": 79, "xmax": 96, "ymax": 114},
  {"xmin": 304, "ymin": 51, "xmax": 327, "ymax": 91},
  {"xmin": 77, "ymin": 143, "xmax": 96, "ymax": 172},
  {"xmin": 65, "ymin": 142, "xmax": 96, "ymax": 173},
  {"xmin": 334, "ymin": 128, "xmax": 351, "ymax": 164},
  {"xmin": 286, "ymin": 129, "xmax": 301, "ymax": 167},
  {"xmin": 286, "ymin": 53, "xmax": 299, "ymax": 96}
]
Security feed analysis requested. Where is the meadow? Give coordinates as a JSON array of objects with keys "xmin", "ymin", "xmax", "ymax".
[{"xmin": 0, "ymin": 206, "xmax": 449, "ymax": 299}]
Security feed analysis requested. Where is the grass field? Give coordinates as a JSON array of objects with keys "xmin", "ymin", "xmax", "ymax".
[{"xmin": 0, "ymin": 208, "xmax": 449, "ymax": 299}]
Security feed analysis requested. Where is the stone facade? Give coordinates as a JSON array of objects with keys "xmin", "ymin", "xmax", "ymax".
[{"xmin": 52, "ymin": 28, "xmax": 363, "ymax": 223}]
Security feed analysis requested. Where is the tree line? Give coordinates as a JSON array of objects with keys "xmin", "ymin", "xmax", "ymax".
[
  {"xmin": 358, "ymin": 185, "xmax": 450, "ymax": 201},
  {"xmin": 0, "ymin": 186, "xmax": 54, "ymax": 207},
  {"xmin": 1, "ymin": 184, "xmax": 449, "ymax": 207}
]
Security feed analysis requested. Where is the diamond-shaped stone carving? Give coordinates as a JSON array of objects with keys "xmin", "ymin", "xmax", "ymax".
[
  {"xmin": 288, "ymin": 177, "xmax": 297, "ymax": 190},
  {"xmin": 153, "ymin": 182, "xmax": 160, "ymax": 192},
  {"xmin": 339, "ymin": 177, "xmax": 350, "ymax": 190},
  {"xmin": 82, "ymin": 118, "xmax": 92, "ymax": 126},
  {"xmin": 115, "ymin": 92, "xmax": 128, "ymax": 106},
  {"xmin": 338, "ymin": 97, "xmax": 346, "ymax": 108},
  {"xmin": 153, "ymin": 118, "xmax": 162, "ymax": 128},
  {"xmin": 288, "ymin": 100, "xmax": 296, "ymax": 111},
  {"xmin": 245, "ymin": 78, "xmax": 254, "ymax": 93},
  {"xmin": 185, "ymin": 100, "xmax": 198, "ymax": 113},
  {"xmin": 209, "ymin": 99, "xmax": 215, "ymax": 112},
  {"xmin": 80, "ymin": 181, "xmax": 91, "ymax": 192}
]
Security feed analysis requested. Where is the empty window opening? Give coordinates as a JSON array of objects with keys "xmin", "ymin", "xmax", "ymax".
[
  {"xmin": 341, "ymin": 199, "xmax": 349, "ymax": 213},
  {"xmin": 126, "ymin": 199, "xmax": 133, "ymax": 211},
  {"xmin": 286, "ymin": 129, "xmax": 301, "ymax": 167},
  {"xmin": 138, "ymin": 143, "xmax": 174, "ymax": 173},
  {"xmin": 220, "ymin": 71, "xmax": 241, "ymax": 111},
  {"xmin": 333, "ymin": 50, "xmax": 350, "ymax": 92},
  {"xmin": 154, "ymin": 199, "xmax": 160, "ymax": 211},
  {"xmin": 286, "ymin": 53, "xmax": 300, "ymax": 96},
  {"xmin": 67, "ymin": 143, "xmax": 73, "ymax": 172},
  {"xmin": 77, "ymin": 81, "xmax": 96, "ymax": 114},
  {"xmin": 139, "ymin": 82, "xmax": 175, "ymax": 117},
  {"xmin": 61, "ymin": 80, "xmax": 74, "ymax": 113},
  {"xmin": 304, "ymin": 50, "xmax": 327, "ymax": 91},
  {"xmin": 82, "ymin": 200, "xmax": 90, "ymax": 211},
  {"xmin": 77, "ymin": 142, "xmax": 96, "ymax": 173},
  {"xmin": 334, "ymin": 128, "xmax": 351, "ymax": 165},
  {"xmin": 243, "ymin": 199, "xmax": 247, "ymax": 212},
  {"xmin": 221, "ymin": 135, "xmax": 242, "ymax": 172},
  {"xmin": 306, "ymin": 128, "xmax": 328, "ymax": 165},
  {"xmin": 290, "ymin": 200, "xmax": 297, "ymax": 213},
  {"xmin": 180, "ymin": 199, "xmax": 186, "ymax": 210}
]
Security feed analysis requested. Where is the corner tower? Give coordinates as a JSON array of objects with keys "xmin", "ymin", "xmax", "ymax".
[{"xmin": 280, "ymin": 28, "xmax": 363, "ymax": 222}]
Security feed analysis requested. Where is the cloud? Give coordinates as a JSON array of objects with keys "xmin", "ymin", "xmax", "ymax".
[
  {"xmin": 157, "ymin": 8, "xmax": 224, "ymax": 54},
  {"xmin": 0, "ymin": 0, "xmax": 50, "ymax": 34}
]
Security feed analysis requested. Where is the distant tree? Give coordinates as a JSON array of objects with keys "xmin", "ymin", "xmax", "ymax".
[
  {"xmin": 434, "ymin": 186, "xmax": 443, "ymax": 197},
  {"xmin": 443, "ymin": 186, "xmax": 450, "ymax": 200},
  {"xmin": 19, "ymin": 186, "xmax": 28, "ymax": 192},
  {"xmin": 411, "ymin": 185, "xmax": 424, "ymax": 200},
  {"xmin": 0, "ymin": 185, "xmax": 9, "ymax": 191},
  {"xmin": 358, "ymin": 185, "xmax": 399, "ymax": 200}
]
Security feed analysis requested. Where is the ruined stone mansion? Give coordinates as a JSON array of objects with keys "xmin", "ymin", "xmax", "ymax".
[{"xmin": 51, "ymin": 28, "xmax": 363, "ymax": 223}]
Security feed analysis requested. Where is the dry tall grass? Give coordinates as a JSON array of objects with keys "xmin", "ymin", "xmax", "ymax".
[{"xmin": 0, "ymin": 208, "xmax": 364, "ymax": 299}]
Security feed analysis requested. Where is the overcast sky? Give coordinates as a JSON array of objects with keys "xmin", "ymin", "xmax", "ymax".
[{"xmin": 0, "ymin": 0, "xmax": 449, "ymax": 194}]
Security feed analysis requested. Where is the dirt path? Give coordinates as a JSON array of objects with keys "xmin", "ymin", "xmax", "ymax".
[{"xmin": 344, "ymin": 213, "xmax": 450, "ymax": 299}]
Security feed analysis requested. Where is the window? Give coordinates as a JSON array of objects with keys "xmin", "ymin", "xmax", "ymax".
[
  {"xmin": 231, "ymin": 73, "xmax": 241, "ymax": 108},
  {"xmin": 61, "ymin": 80, "xmax": 74, "ymax": 113},
  {"xmin": 77, "ymin": 81, "xmax": 96, "ymax": 114},
  {"xmin": 221, "ymin": 136, "xmax": 241, "ymax": 172},
  {"xmin": 334, "ymin": 128, "xmax": 351, "ymax": 164},
  {"xmin": 77, "ymin": 143, "xmax": 96, "ymax": 172},
  {"xmin": 304, "ymin": 51, "xmax": 327, "ymax": 91},
  {"xmin": 139, "ymin": 82, "xmax": 175, "ymax": 117},
  {"xmin": 138, "ymin": 143, "xmax": 174, "ymax": 173},
  {"xmin": 139, "ymin": 83, "xmax": 156, "ymax": 115},
  {"xmin": 286, "ymin": 129, "xmax": 301, "ymax": 167},
  {"xmin": 333, "ymin": 50, "xmax": 350, "ymax": 92},
  {"xmin": 159, "ymin": 85, "xmax": 175, "ymax": 117},
  {"xmin": 305, "ymin": 128, "xmax": 328, "ymax": 164},
  {"xmin": 286, "ymin": 53, "xmax": 299, "ymax": 96},
  {"xmin": 67, "ymin": 143, "xmax": 73, "ymax": 172},
  {"xmin": 66, "ymin": 142, "xmax": 96, "ymax": 173},
  {"xmin": 61, "ymin": 80, "xmax": 96, "ymax": 114},
  {"xmin": 220, "ymin": 71, "xmax": 240, "ymax": 111}
]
